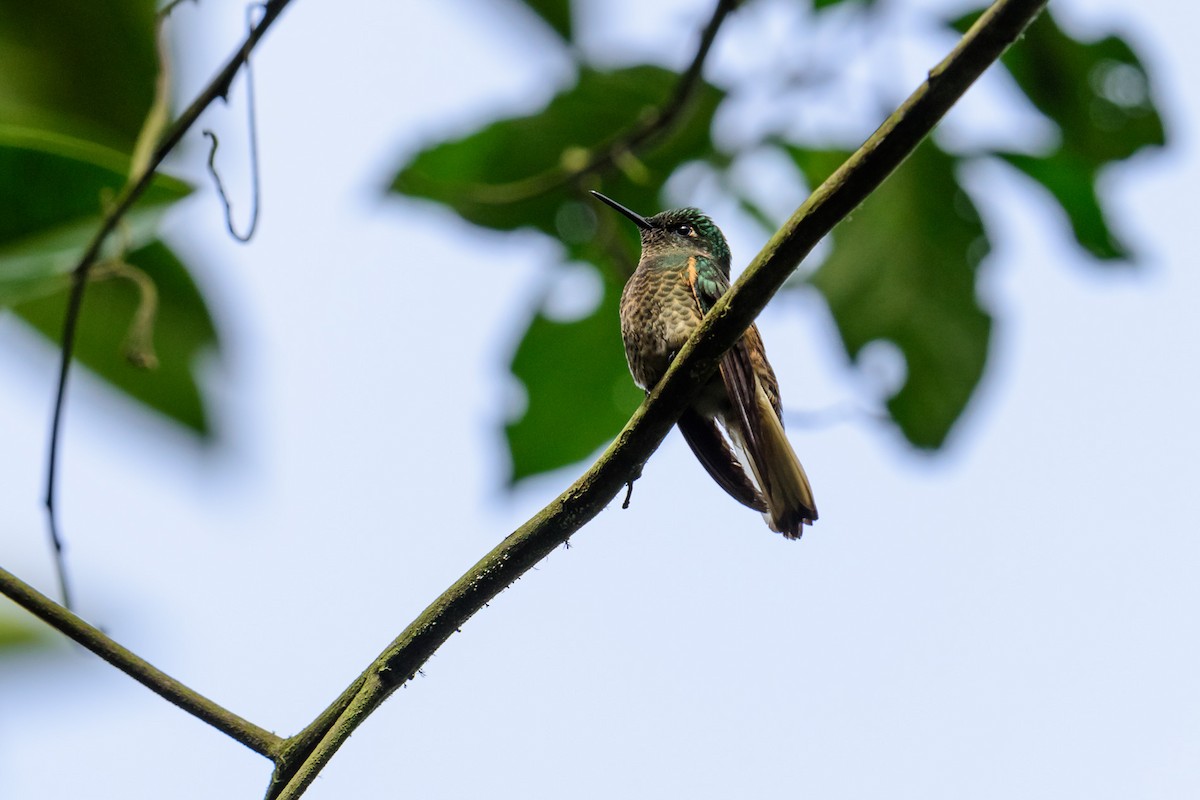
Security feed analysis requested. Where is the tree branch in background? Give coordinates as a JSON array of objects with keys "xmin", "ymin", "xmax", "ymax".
[
  {"xmin": 264, "ymin": 1, "xmax": 1047, "ymax": 797},
  {"xmin": 0, "ymin": 566, "xmax": 283, "ymax": 756},
  {"xmin": 42, "ymin": 0, "xmax": 294, "ymax": 609},
  {"xmin": 0, "ymin": 0, "xmax": 1048, "ymax": 794}
]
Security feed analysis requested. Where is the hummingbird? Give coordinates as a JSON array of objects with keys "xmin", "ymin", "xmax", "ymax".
[{"xmin": 591, "ymin": 191, "xmax": 817, "ymax": 539}]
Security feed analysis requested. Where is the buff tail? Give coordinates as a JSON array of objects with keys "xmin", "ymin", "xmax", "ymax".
[{"xmin": 743, "ymin": 381, "xmax": 817, "ymax": 539}]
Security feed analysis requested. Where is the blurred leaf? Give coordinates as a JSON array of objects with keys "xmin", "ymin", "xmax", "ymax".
[
  {"xmin": 506, "ymin": 266, "xmax": 642, "ymax": 483},
  {"xmin": 0, "ymin": 4, "xmax": 215, "ymax": 440},
  {"xmin": 393, "ymin": 65, "xmax": 725, "ymax": 481},
  {"xmin": 949, "ymin": 8, "xmax": 1163, "ymax": 264},
  {"xmin": 390, "ymin": 65, "xmax": 723, "ymax": 239},
  {"xmin": 814, "ymin": 0, "xmax": 877, "ymax": 9},
  {"xmin": 0, "ymin": 613, "xmax": 45, "ymax": 654},
  {"xmin": 14, "ymin": 240, "xmax": 219, "ymax": 435},
  {"xmin": 952, "ymin": 8, "xmax": 1165, "ymax": 164},
  {"xmin": 0, "ymin": 0, "xmax": 158, "ymax": 150},
  {"xmin": 518, "ymin": 0, "xmax": 571, "ymax": 42},
  {"xmin": 734, "ymin": 193, "xmax": 779, "ymax": 236},
  {"xmin": 0, "ymin": 126, "xmax": 192, "ymax": 307},
  {"xmin": 793, "ymin": 142, "xmax": 991, "ymax": 449},
  {"xmin": 999, "ymin": 151, "xmax": 1128, "ymax": 261}
]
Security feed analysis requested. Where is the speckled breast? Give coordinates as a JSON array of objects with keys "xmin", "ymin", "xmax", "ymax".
[{"xmin": 618, "ymin": 265, "xmax": 705, "ymax": 390}]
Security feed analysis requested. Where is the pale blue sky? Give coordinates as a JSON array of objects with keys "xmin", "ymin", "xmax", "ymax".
[{"xmin": 2, "ymin": 0, "xmax": 1198, "ymax": 797}]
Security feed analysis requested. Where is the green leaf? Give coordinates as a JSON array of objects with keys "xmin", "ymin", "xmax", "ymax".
[
  {"xmin": 0, "ymin": 0, "xmax": 159, "ymax": 150},
  {"xmin": 814, "ymin": 0, "xmax": 877, "ymax": 10},
  {"xmin": 999, "ymin": 151, "xmax": 1128, "ymax": 262},
  {"xmin": 14, "ymin": 240, "xmax": 219, "ymax": 435},
  {"xmin": 0, "ymin": 6, "xmax": 212, "ymax": 439},
  {"xmin": 518, "ymin": 0, "xmax": 572, "ymax": 42},
  {"xmin": 0, "ymin": 126, "xmax": 192, "ymax": 307},
  {"xmin": 390, "ymin": 65, "xmax": 724, "ymax": 238},
  {"xmin": 792, "ymin": 142, "xmax": 991, "ymax": 449},
  {"xmin": 505, "ymin": 266, "xmax": 642, "ymax": 483},
  {"xmin": 950, "ymin": 9, "xmax": 1163, "ymax": 264},
  {"xmin": 391, "ymin": 65, "xmax": 725, "ymax": 481},
  {"xmin": 952, "ymin": 8, "xmax": 1165, "ymax": 164}
]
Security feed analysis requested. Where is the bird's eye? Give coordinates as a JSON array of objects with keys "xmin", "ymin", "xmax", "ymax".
[{"xmin": 674, "ymin": 224, "xmax": 694, "ymax": 237}]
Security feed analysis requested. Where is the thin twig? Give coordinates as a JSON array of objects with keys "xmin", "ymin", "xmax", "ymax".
[
  {"xmin": 42, "ymin": 0, "xmax": 294, "ymax": 609},
  {"xmin": 202, "ymin": 129, "xmax": 260, "ymax": 242},
  {"xmin": 0, "ymin": 565, "xmax": 283, "ymax": 756},
  {"xmin": 202, "ymin": 4, "xmax": 264, "ymax": 243},
  {"xmin": 459, "ymin": 0, "xmax": 739, "ymax": 204},
  {"xmin": 265, "ymin": 2, "xmax": 1047, "ymax": 797},
  {"xmin": 42, "ymin": 501, "xmax": 73, "ymax": 610}
]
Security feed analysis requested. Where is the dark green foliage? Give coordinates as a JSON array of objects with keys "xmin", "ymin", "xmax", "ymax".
[
  {"xmin": 813, "ymin": 0, "xmax": 877, "ymax": 10},
  {"xmin": 391, "ymin": 66, "xmax": 725, "ymax": 480},
  {"xmin": 0, "ymin": 0, "xmax": 1169, "ymax": 483},
  {"xmin": 952, "ymin": 7, "xmax": 1164, "ymax": 263},
  {"xmin": 15, "ymin": 241, "xmax": 219, "ymax": 435},
  {"xmin": 0, "ymin": 129, "xmax": 191, "ymax": 306},
  {"xmin": 0, "ymin": 127, "xmax": 216, "ymax": 434},
  {"xmin": 391, "ymin": 2, "xmax": 1167, "ymax": 481},
  {"xmin": 391, "ymin": 66, "xmax": 723, "ymax": 238},
  {"xmin": 957, "ymin": 8, "xmax": 1164, "ymax": 164},
  {"xmin": 795, "ymin": 144, "xmax": 991, "ymax": 448},
  {"xmin": 517, "ymin": 0, "xmax": 572, "ymax": 42},
  {"xmin": 0, "ymin": 0, "xmax": 217, "ymax": 437},
  {"xmin": 1000, "ymin": 151, "xmax": 1128, "ymax": 260},
  {"xmin": 505, "ymin": 269, "xmax": 643, "ymax": 482},
  {"xmin": 0, "ymin": 0, "xmax": 159, "ymax": 150}
]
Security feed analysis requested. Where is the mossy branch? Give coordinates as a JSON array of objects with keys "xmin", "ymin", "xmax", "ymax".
[
  {"xmin": 1, "ymin": 1, "xmax": 1046, "ymax": 795},
  {"xmin": 0, "ymin": 0, "xmax": 1049, "ymax": 794},
  {"xmin": 263, "ymin": 1, "xmax": 1048, "ymax": 797},
  {"xmin": 0, "ymin": 566, "xmax": 283, "ymax": 756}
]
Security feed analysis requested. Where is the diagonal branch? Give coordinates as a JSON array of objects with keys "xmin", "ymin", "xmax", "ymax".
[
  {"xmin": 264, "ymin": 1, "xmax": 1047, "ymax": 797},
  {"xmin": 0, "ymin": 565, "xmax": 283, "ymax": 757},
  {"xmin": 43, "ymin": 0, "xmax": 295, "ymax": 609}
]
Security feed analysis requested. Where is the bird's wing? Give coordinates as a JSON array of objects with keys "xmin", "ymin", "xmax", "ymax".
[
  {"xmin": 677, "ymin": 408, "xmax": 768, "ymax": 512},
  {"xmin": 676, "ymin": 256, "xmax": 769, "ymax": 511},
  {"xmin": 686, "ymin": 257, "xmax": 762, "ymax": 443},
  {"xmin": 687, "ymin": 256, "xmax": 817, "ymax": 535}
]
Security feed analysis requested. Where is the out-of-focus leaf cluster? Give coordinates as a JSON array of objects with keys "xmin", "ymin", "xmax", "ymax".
[
  {"xmin": 0, "ymin": 0, "xmax": 219, "ymax": 435},
  {"xmin": 954, "ymin": 8, "xmax": 1164, "ymax": 262},
  {"xmin": 0, "ymin": 0, "xmax": 1166, "ymax": 482},
  {"xmin": 393, "ymin": 65, "xmax": 724, "ymax": 480},
  {"xmin": 390, "ymin": 0, "xmax": 1165, "ymax": 477}
]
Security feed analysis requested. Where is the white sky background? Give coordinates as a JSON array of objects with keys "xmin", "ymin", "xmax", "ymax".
[{"xmin": 2, "ymin": 0, "xmax": 1198, "ymax": 797}]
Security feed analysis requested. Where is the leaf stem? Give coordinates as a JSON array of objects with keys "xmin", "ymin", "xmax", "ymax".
[{"xmin": 459, "ymin": 0, "xmax": 739, "ymax": 204}]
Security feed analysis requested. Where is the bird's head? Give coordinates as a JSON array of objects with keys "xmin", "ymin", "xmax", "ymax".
[{"xmin": 591, "ymin": 191, "xmax": 731, "ymax": 271}]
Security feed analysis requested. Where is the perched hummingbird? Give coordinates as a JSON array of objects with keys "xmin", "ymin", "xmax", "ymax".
[{"xmin": 591, "ymin": 191, "xmax": 817, "ymax": 539}]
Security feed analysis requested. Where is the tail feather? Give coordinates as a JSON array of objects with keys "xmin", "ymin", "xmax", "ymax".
[
  {"xmin": 748, "ymin": 382, "xmax": 817, "ymax": 538},
  {"xmin": 717, "ymin": 341, "xmax": 817, "ymax": 539}
]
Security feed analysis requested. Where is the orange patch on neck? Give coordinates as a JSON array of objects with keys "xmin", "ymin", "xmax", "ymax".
[{"xmin": 686, "ymin": 256, "xmax": 698, "ymax": 286}]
